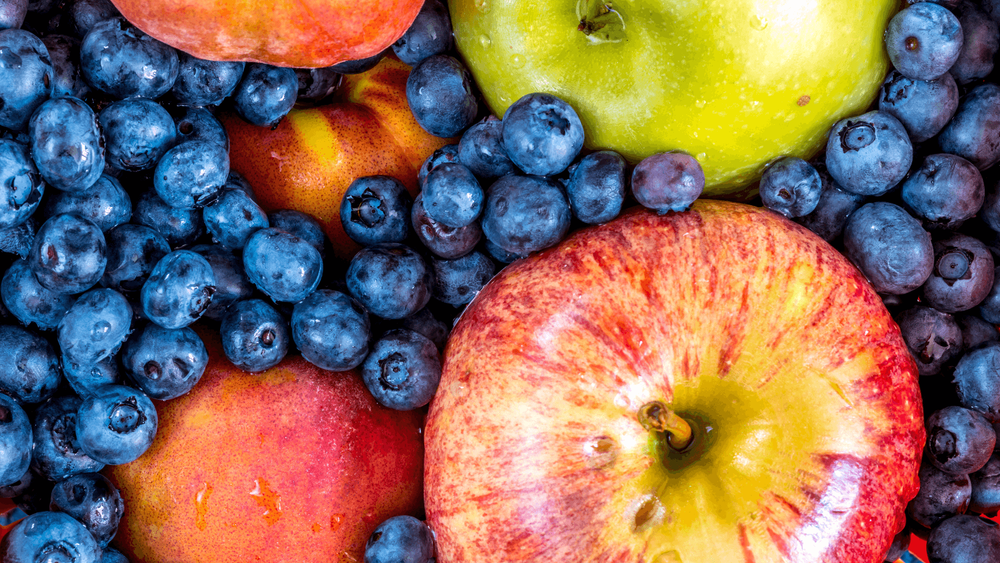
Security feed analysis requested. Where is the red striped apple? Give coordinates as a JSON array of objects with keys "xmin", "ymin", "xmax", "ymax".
[{"xmin": 425, "ymin": 200, "xmax": 924, "ymax": 563}]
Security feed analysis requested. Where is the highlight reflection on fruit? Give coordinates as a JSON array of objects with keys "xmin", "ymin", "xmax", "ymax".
[{"xmin": 425, "ymin": 200, "xmax": 924, "ymax": 563}]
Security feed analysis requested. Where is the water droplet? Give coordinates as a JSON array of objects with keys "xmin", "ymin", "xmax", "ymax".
[
  {"xmin": 249, "ymin": 478, "xmax": 282, "ymax": 526},
  {"xmin": 696, "ymin": 152, "xmax": 707, "ymax": 161},
  {"xmin": 750, "ymin": 14, "xmax": 768, "ymax": 30},
  {"xmin": 330, "ymin": 513, "xmax": 344, "ymax": 530},
  {"xmin": 478, "ymin": 34, "xmax": 492, "ymax": 48},
  {"xmin": 695, "ymin": 99, "xmax": 706, "ymax": 108},
  {"xmin": 499, "ymin": 94, "xmax": 511, "ymax": 104},
  {"xmin": 194, "ymin": 482, "xmax": 213, "ymax": 531},
  {"xmin": 474, "ymin": 0, "xmax": 491, "ymax": 13},
  {"xmin": 510, "ymin": 54, "xmax": 526, "ymax": 69}
]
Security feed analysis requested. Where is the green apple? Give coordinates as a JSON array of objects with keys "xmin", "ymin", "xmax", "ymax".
[{"xmin": 449, "ymin": 0, "xmax": 898, "ymax": 198}]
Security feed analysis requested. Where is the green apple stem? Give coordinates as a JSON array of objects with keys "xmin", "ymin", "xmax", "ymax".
[
  {"xmin": 638, "ymin": 401, "xmax": 693, "ymax": 451},
  {"xmin": 576, "ymin": 0, "xmax": 625, "ymax": 42}
]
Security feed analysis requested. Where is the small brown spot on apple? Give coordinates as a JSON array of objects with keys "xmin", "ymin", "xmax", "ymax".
[
  {"xmin": 583, "ymin": 435, "xmax": 618, "ymax": 469},
  {"xmin": 628, "ymin": 493, "xmax": 664, "ymax": 532},
  {"xmin": 797, "ymin": 95, "xmax": 810, "ymax": 106}
]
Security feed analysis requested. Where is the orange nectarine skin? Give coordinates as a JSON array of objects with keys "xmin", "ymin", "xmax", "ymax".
[
  {"xmin": 221, "ymin": 56, "xmax": 453, "ymax": 261},
  {"xmin": 106, "ymin": 333, "xmax": 425, "ymax": 563},
  {"xmin": 109, "ymin": 0, "xmax": 422, "ymax": 67}
]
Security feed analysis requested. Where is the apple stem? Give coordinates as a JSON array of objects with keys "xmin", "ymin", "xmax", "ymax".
[
  {"xmin": 576, "ymin": 0, "xmax": 625, "ymax": 41},
  {"xmin": 638, "ymin": 401, "xmax": 693, "ymax": 451}
]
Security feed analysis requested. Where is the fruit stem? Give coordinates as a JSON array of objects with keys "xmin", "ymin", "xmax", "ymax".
[
  {"xmin": 638, "ymin": 401, "xmax": 693, "ymax": 451},
  {"xmin": 576, "ymin": 0, "xmax": 625, "ymax": 42}
]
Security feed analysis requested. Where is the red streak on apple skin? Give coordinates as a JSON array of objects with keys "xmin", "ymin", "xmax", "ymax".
[{"xmin": 738, "ymin": 523, "xmax": 756, "ymax": 563}]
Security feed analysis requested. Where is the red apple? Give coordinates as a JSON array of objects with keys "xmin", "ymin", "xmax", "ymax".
[
  {"xmin": 108, "ymin": 0, "xmax": 422, "ymax": 67},
  {"xmin": 106, "ymin": 332, "xmax": 425, "ymax": 563},
  {"xmin": 425, "ymin": 200, "xmax": 924, "ymax": 563}
]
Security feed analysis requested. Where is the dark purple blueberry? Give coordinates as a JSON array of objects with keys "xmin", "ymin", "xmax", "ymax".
[
  {"xmin": 242, "ymin": 227, "xmax": 323, "ymax": 303},
  {"xmin": 399, "ymin": 307, "xmax": 448, "ymax": 352},
  {"xmin": 957, "ymin": 313, "xmax": 999, "ymax": 351},
  {"xmin": 901, "ymin": 154, "xmax": 984, "ymax": 230},
  {"xmin": 99, "ymin": 546, "xmax": 129, "ymax": 563},
  {"xmin": 232, "ymin": 63, "xmax": 297, "ymax": 128},
  {"xmin": 40, "ymin": 35, "xmax": 89, "ymax": 99},
  {"xmin": 631, "ymin": 151, "xmax": 704, "ymax": 214},
  {"xmin": 153, "ymin": 139, "xmax": 229, "ymax": 209},
  {"xmin": 792, "ymin": 168, "xmax": 866, "ymax": 242},
  {"xmin": 486, "ymin": 236, "xmax": 527, "ymax": 263},
  {"xmin": 564, "ymin": 150, "xmax": 626, "ymax": 225},
  {"xmin": 189, "ymin": 243, "xmax": 255, "ymax": 322},
  {"xmin": 30, "ymin": 395, "xmax": 103, "ymax": 481},
  {"xmin": 75, "ymin": 383, "xmax": 157, "ymax": 465},
  {"xmin": 361, "ymin": 328, "xmax": 441, "ymax": 410},
  {"xmin": 0, "ymin": 0, "xmax": 26, "ymax": 29},
  {"xmin": 885, "ymin": 2, "xmax": 964, "ymax": 81},
  {"xmin": 28, "ymin": 96, "xmax": 104, "ymax": 193},
  {"xmin": 410, "ymin": 192, "xmax": 481, "ymax": 259},
  {"xmin": 49, "ymin": 472, "xmax": 123, "ymax": 548},
  {"xmin": 842, "ymin": 202, "xmax": 934, "ymax": 295},
  {"xmin": 978, "ymin": 179, "xmax": 1000, "ymax": 235},
  {"xmin": 121, "ymin": 323, "xmax": 206, "ymax": 401},
  {"xmin": 294, "ymin": 66, "xmax": 341, "ymax": 105},
  {"xmin": 406, "ymin": 54, "xmax": 478, "ymax": 138},
  {"xmin": 132, "ymin": 188, "xmax": 205, "ymax": 248},
  {"xmin": 392, "ymin": 0, "xmax": 452, "ymax": 66},
  {"xmin": 340, "ymin": 175, "xmax": 412, "ymax": 246},
  {"xmin": 481, "ymin": 174, "xmax": 572, "ymax": 256},
  {"xmin": 98, "ymin": 98, "xmax": 177, "ymax": 172},
  {"xmin": 953, "ymin": 341, "xmax": 1000, "ymax": 423},
  {"xmin": 0, "ymin": 324, "xmax": 60, "ymax": 404},
  {"xmin": 346, "ymin": 243, "xmax": 432, "ymax": 320},
  {"xmin": 43, "ymin": 174, "xmax": 131, "ymax": 233},
  {"xmin": 57, "ymin": 288, "xmax": 131, "ymax": 370},
  {"xmin": 949, "ymin": 1, "xmax": 999, "ymax": 84},
  {"xmin": 0, "ymin": 393, "xmax": 31, "ymax": 487},
  {"xmin": 69, "ymin": 0, "xmax": 119, "ymax": 37},
  {"xmin": 926, "ymin": 514, "xmax": 1000, "ymax": 563},
  {"xmin": 879, "ymin": 70, "xmax": 959, "ymax": 143},
  {"xmin": 430, "ymin": 250, "xmax": 494, "ymax": 306},
  {"xmin": 364, "ymin": 515, "xmax": 435, "ymax": 563},
  {"xmin": 938, "ymin": 83, "xmax": 1000, "ymax": 170},
  {"xmin": 896, "ymin": 305, "xmax": 963, "ymax": 375},
  {"xmin": 329, "ymin": 50, "xmax": 385, "ymax": 74},
  {"xmin": 0, "ymin": 511, "xmax": 101, "ymax": 563},
  {"xmin": 927, "ymin": 405, "xmax": 996, "ymax": 474},
  {"xmin": 422, "ymin": 162, "xmax": 483, "ymax": 228},
  {"xmin": 219, "ymin": 299, "xmax": 289, "ymax": 373},
  {"xmin": 907, "ymin": 457, "xmax": 972, "ymax": 528},
  {"xmin": 825, "ymin": 111, "xmax": 913, "ymax": 196},
  {"xmin": 79, "ymin": 17, "xmax": 178, "ymax": 99},
  {"xmin": 171, "ymin": 52, "xmax": 244, "ymax": 107},
  {"xmin": 61, "ymin": 354, "xmax": 118, "ymax": 399},
  {"xmin": 141, "ymin": 249, "xmax": 216, "ymax": 329},
  {"xmin": 978, "ymin": 265, "xmax": 1000, "ymax": 324},
  {"xmin": 501, "ymin": 92, "xmax": 583, "ymax": 176},
  {"xmin": 1, "ymin": 258, "xmax": 75, "ymax": 330},
  {"xmin": 203, "ymin": 187, "xmax": 268, "ymax": 251},
  {"xmin": 970, "ymin": 453, "xmax": 1000, "ymax": 516},
  {"xmin": 173, "ymin": 107, "xmax": 229, "ymax": 151},
  {"xmin": 883, "ymin": 528, "xmax": 911, "ymax": 563},
  {"xmin": 0, "ymin": 29, "xmax": 53, "ymax": 131},
  {"xmin": 0, "ymin": 139, "xmax": 45, "ymax": 230},
  {"xmin": 457, "ymin": 116, "xmax": 515, "ymax": 182},
  {"xmin": 758, "ymin": 156, "xmax": 822, "ymax": 218},
  {"xmin": 100, "ymin": 223, "xmax": 170, "ymax": 294},
  {"xmin": 417, "ymin": 144, "xmax": 459, "ymax": 188},
  {"xmin": 922, "ymin": 232, "xmax": 995, "ymax": 313},
  {"xmin": 267, "ymin": 209, "xmax": 325, "ymax": 256},
  {"xmin": 291, "ymin": 289, "xmax": 370, "ymax": 371},
  {"xmin": 0, "ymin": 466, "xmax": 33, "ymax": 499}
]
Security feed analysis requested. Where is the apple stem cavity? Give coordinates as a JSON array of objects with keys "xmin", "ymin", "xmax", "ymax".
[
  {"xmin": 637, "ymin": 401, "xmax": 693, "ymax": 451},
  {"xmin": 576, "ymin": 0, "xmax": 626, "ymax": 43}
]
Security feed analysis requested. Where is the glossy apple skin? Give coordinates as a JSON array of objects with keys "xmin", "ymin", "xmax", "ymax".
[
  {"xmin": 449, "ymin": 0, "xmax": 897, "ymax": 198},
  {"xmin": 106, "ymin": 332, "xmax": 425, "ymax": 563},
  {"xmin": 109, "ymin": 0, "xmax": 421, "ymax": 67},
  {"xmin": 221, "ymin": 56, "xmax": 453, "ymax": 261},
  {"xmin": 425, "ymin": 200, "xmax": 924, "ymax": 563}
]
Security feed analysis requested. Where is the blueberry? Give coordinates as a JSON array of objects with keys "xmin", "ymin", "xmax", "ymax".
[
  {"xmin": 0, "ymin": 0, "xmax": 26, "ymax": 29},
  {"xmin": 938, "ymin": 83, "xmax": 1000, "ymax": 170},
  {"xmin": 906, "ymin": 457, "xmax": 971, "ymax": 529},
  {"xmin": 883, "ymin": 529, "xmax": 911, "ymax": 563},
  {"xmin": 501, "ymin": 92, "xmax": 584, "ymax": 176},
  {"xmin": 824, "ymin": 111, "xmax": 913, "ymax": 196},
  {"xmin": 410, "ymin": 192, "xmax": 481, "ymax": 259},
  {"xmin": 189, "ymin": 243, "xmax": 255, "ymax": 322},
  {"xmin": 69, "ymin": 0, "xmax": 119, "ymax": 37},
  {"xmin": 841, "ymin": 202, "xmax": 934, "ymax": 295},
  {"xmin": 79, "ymin": 17, "xmax": 179, "ymax": 99},
  {"xmin": 75, "ymin": 384, "xmax": 157, "ymax": 465},
  {"xmin": 885, "ymin": 2, "xmax": 964, "ymax": 81},
  {"xmin": 30, "ymin": 395, "xmax": 103, "ymax": 481},
  {"xmin": 0, "ymin": 511, "xmax": 101, "ymax": 563},
  {"xmin": 901, "ymin": 154, "xmax": 984, "ymax": 230},
  {"xmin": 926, "ymin": 514, "xmax": 1000, "ymax": 563},
  {"xmin": 792, "ymin": 169, "xmax": 866, "ymax": 242},
  {"xmin": 0, "ymin": 394, "xmax": 31, "ymax": 487},
  {"xmin": 0, "ymin": 217, "xmax": 36, "ymax": 259},
  {"xmin": 364, "ymin": 515, "xmax": 435, "ymax": 563},
  {"xmin": 949, "ymin": 0, "xmax": 999, "ymax": 84},
  {"xmin": 422, "ymin": 162, "xmax": 483, "ymax": 228},
  {"xmin": 220, "ymin": 298, "xmax": 289, "ymax": 373},
  {"xmin": 978, "ymin": 266, "xmax": 1000, "ymax": 324},
  {"xmin": 346, "ymin": 243, "xmax": 433, "ymax": 320},
  {"xmin": 153, "ymin": 139, "xmax": 229, "ymax": 209},
  {"xmin": 922, "ymin": 232, "xmax": 994, "ymax": 313},
  {"xmin": 28, "ymin": 96, "xmax": 104, "ymax": 193},
  {"xmin": 49, "ymin": 472, "xmax": 123, "ymax": 548},
  {"xmin": 27, "ymin": 213, "xmax": 105, "ymax": 295},
  {"xmin": 406, "ymin": 54, "xmax": 478, "ymax": 138},
  {"xmin": 98, "ymin": 98, "xmax": 177, "ymax": 172},
  {"xmin": 294, "ymin": 66, "xmax": 341, "ymax": 105},
  {"xmin": 758, "ymin": 156, "xmax": 823, "ymax": 218},
  {"xmin": 953, "ymin": 342, "xmax": 1000, "ymax": 423},
  {"xmin": 243, "ymin": 227, "xmax": 323, "ymax": 303},
  {"xmin": 291, "ymin": 289, "xmax": 370, "ymax": 371},
  {"xmin": 400, "ymin": 307, "xmax": 449, "ymax": 351},
  {"xmin": 173, "ymin": 107, "xmax": 229, "ymax": 150},
  {"xmin": 329, "ymin": 51, "xmax": 385, "ymax": 74},
  {"xmin": 958, "ymin": 313, "xmax": 999, "ymax": 351},
  {"xmin": 895, "ymin": 305, "xmax": 963, "ymax": 376},
  {"xmin": 431, "ymin": 250, "xmax": 494, "ymax": 306},
  {"xmin": 171, "ymin": 52, "xmax": 245, "ymax": 107},
  {"xmin": 203, "ymin": 187, "xmax": 269, "ymax": 251},
  {"xmin": 417, "ymin": 144, "xmax": 460, "ymax": 188},
  {"xmin": 100, "ymin": 223, "xmax": 170, "ymax": 294},
  {"xmin": 57, "ymin": 288, "xmax": 131, "ymax": 370},
  {"xmin": 0, "ymin": 324, "xmax": 60, "ymax": 404},
  {"xmin": 121, "ymin": 323, "xmax": 207, "ymax": 401},
  {"xmin": 61, "ymin": 355, "xmax": 118, "ymax": 399},
  {"xmin": 0, "ymin": 139, "xmax": 45, "ymax": 230},
  {"xmin": 43, "ymin": 174, "xmax": 131, "ymax": 233},
  {"xmin": 392, "ymin": 0, "xmax": 452, "ymax": 66},
  {"xmin": 40, "ymin": 35, "xmax": 90, "ymax": 99},
  {"xmin": 361, "ymin": 328, "xmax": 441, "ymax": 410},
  {"xmin": 457, "ymin": 116, "xmax": 516, "ymax": 181},
  {"xmin": 879, "ymin": 70, "xmax": 959, "ymax": 143},
  {"xmin": 0, "ymin": 465, "xmax": 32, "ymax": 499},
  {"xmin": 0, "ymin": 29, "xmax": 53, "ymax": 131},
  {"xmin": 927, "ymin": 405, "xmax": 996, "ymax": 474},
  {"xmin": 970, "ymin": 453, "xmax": 1000, "ymax": 516},
  {"xmin": 141, "ymin": 249, "xmax": 216, "ymax": 329},
  {"xmin": 132, "ymin": 188, "xmax": 205, "ymax": 248},
  {"xmin": 481, "ymin": 174, "xmax": 572, "ymax": 256},
  {"xmin": 340, "ymin": 175, "xmax": 412, "ymax": 246},
  {"xmin": 99, "ymin": 547, "xmax": 129, "ymax": 563},
  {"xmin": 631, "ymin": 152, "xmax": 705, "ymax": 214},
  {"xmin": 267, "ymin": 209, "xmax": 326, "ymax": 256},
  {"xmin": 1, "ymin": 258, "xmax": 75, "ymax": 331},
  {"xmin": 564, "ymin": 150, "xmax": 626, "ymax": 225},
  {"xmin": 232, "ymin": 63, "xmax": 298, "ymax": 128}
]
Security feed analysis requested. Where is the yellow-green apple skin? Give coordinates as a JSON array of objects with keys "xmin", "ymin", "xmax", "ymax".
[
  {"xmin": 449, "ymin": 0, "xmax": 899, "ymax": 198},
  {"xmin": 424, "ymin": 200, "xmax": 924, "ymax": 563}
]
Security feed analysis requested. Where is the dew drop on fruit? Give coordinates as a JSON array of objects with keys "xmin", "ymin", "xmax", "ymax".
[
  {"xmin": 474, "ymin": 0, "xmax": 491, "ymax": 13},
  {"xmin": 510, "ymin": 54, "xmax": 526, "ymax": 69},
  {"xmin": 750, "ymin": 14, "xmax": 768, "ymax": 30},
  {"xmin": 478, "ymin": 34, "xmax": 492, "ymax": 49},
  {"xmin": 695, "ymin": 99, "xmax": 706, "ymax": 109},
  {"xmin": 194, "ymin": 482, "xmax": 213, "ymax": 531}
]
